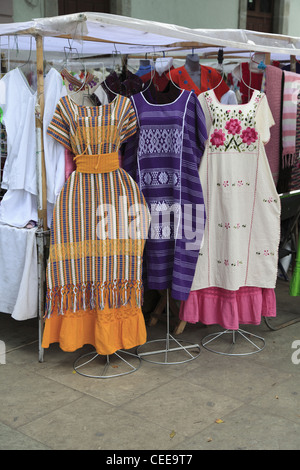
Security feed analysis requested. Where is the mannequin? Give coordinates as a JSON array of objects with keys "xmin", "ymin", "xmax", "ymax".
[
  {"xmin": 184, "ymin": 54, "xmax": 201, "ymax": 89},
  {"xmin": 169, "ymin": 53, "xmax": 229, "ymax": 100}
]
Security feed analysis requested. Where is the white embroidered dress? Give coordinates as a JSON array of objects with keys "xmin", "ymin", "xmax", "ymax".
[{"xmin": 190, "ymin": 89, "xmax": 280, "ymax": 292}]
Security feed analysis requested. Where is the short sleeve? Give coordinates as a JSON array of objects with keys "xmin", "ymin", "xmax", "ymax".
[
  {"xmin": 47, "ymin": 99, "xmax": 72, "ymax": 151},
  {"xmin": 256, "ymin": 94, "xmax": 275, "ymax": 144},
  {"xmin": 119, "ymin": 98, "xmax": 138, "ymax": 144}
]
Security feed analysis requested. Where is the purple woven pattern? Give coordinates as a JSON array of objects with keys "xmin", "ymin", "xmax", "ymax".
[{"xmin": 122, "ymin": 90, "xmax": 207, "ymax": 301}]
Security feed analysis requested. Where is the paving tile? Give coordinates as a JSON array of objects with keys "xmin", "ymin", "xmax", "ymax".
[
  {"xmin": 0, "ymin": 422, "xmax": 50, "ymax": 450},
  {"xmin": 170, "ymin": 404, "xmax": 300, "ymax": 450},
  {"xmin": 0, "ymin": 364, "xmax": 83, "ymax": 428},
  {"xmin": 122, "ymin": 376, "xmax": 243, "ymax": 438},
  {"xmin": 26, "ymin": 349, "xmax": 177, "ymax": 407},
  {"xmin": 180, "ymin": 352, "xmax": 293, "ymax": 403},
  {"xmin": 249, "ymin": 374, "xmax": 300, "ymax": 424},
  {"xmin": 18, "ymin": 395, "xmax": 180, "ymax": 450}
]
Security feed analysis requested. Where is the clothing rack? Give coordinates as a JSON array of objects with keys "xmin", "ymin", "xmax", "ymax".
[{"xmin": 1, "ymin": 13, "xmax": 300, "ymax": 365}]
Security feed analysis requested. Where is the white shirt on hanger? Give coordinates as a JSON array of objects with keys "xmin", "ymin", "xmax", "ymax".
[
  {"xmin": 0, "ymin": 67, "xmax": 66, "ymax": 227},
  {"xmin": 220, "ymin": 89, "xmax": 238, "ymax": 105}
]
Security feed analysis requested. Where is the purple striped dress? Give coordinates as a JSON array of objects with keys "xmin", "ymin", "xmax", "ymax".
[{"xmin": 122, "ymin": 90, "xmax": 207, "ymax": 301}]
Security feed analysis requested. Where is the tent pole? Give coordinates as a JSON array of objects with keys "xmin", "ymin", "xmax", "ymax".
[{"xmin": 35, "ymin": 34, "xmax": 47, "ymax": 362}]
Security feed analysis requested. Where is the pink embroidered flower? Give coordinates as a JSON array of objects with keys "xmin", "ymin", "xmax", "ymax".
[
  {"xmin": 223, "ymin": 180, "xmax": 229, "ymax": 187},
  {"xmin": 224, "ymin": 259, "xmax": 229, "ymax": 266},
  {"xmin": 237, "ymin": 180, "xmax": 243, "ymax": 187},
  {"xmin": 225, "ymin": 222, "xmax": 230, "ymax": 229},
  {"xmin": 225, "ymin": 118, "xmax": 242, "ymax": 135},
  {"xmin": 264, "ymin": 250, "xmax": 270, "ymax": 256},
  {"xmin": 210, "ymin": 129, "xmax": 226, "ymax": 147},
  {"xmin": 236, "ymin": 223, "xmax": 240, "ymax": 229},
  {"xmin": 268, "ymin": 197, "xmax": 273, "ymax": 203},
  {"xmin": 241, "ymin": 127, "xmax": 258, "ymax": 145}
]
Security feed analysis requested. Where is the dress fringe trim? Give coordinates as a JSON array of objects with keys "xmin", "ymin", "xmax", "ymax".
[{"xmin": 45, "ymin": 280, "xmax": 143, "ymax": 318}]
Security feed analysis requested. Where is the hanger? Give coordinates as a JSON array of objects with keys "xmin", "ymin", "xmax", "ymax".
[
  {"xmin": 62, "ymin": 41, "xmax": 88, "ymax": 97},
  {"xmin": 210, "ymin": 69, "xmax": 226, "ymax": 92},
  {"xmin": 141, "ymin": 48, "xmax": 158, "ymax": 93},
  {"xmin": 100, "ymin": 59, "xmax": 119, "ymax": 99},
  {"xmin": 19, "ymin": 37, "xmax": 33, "ymax": 68},
  {"xmin": 165, "ymin": 50, "xmax": 182, "ymax": 92},
  {"xmin": 240, "ymin": 55, "xmax": 257, "ymax": 93}
]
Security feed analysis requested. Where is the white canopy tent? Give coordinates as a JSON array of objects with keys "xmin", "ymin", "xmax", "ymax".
[
  {"xmin": 1, "ymin": 12, "xmax": 300, "ymax": 361},
  {"xmin": 2, "ymin": 12, "xmax": 300, "ymax": 56}
]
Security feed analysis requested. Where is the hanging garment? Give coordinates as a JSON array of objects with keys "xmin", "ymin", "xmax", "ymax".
[
  {"xmin": 264, "ymin": 65, "xmax": 283, "ymax": 186},
  {"xmin": 169, "ymin": 64, "xmax": 229, "ymax": 101},
  {"xmin": 288, "ymin": 91, "xmax": 300, "ymax": 191},
  {"xmin": 179, "ymin": 89, "xmax": 280, "ymax": 330},
  {"xmin": 135, "ymin": 62, "xmax": 154, "ymax": 77},
  {"xmin": 61, "ymin": 68, "xmax": 109, "ymax": 106},
  {"xmin": 220, "ymin": 90, "xmax": 238, "ymax": 105},
  {"xmin": 290, "ymin": 238, "xmax": 300, "ymax": 296},
  {"xmin": 282, "ymin": 71, "xmax": 300, "ymax": 167},
  {"xmin": 0, "ymin": 67, "xmax": 66, "ymax": 227},
  {"xmin": 141, "ymin": 66, "xmax": 174, "ymax": 92},
  {"xmin": 122, "ymin": 89, "xmax": 207, "ymax": 301},
  {"xmin": 0, "ymin": 223, "xmax": 38, "ymax": 320},
  {"xmin": 101, "ymin": 70, "xmax": 144, "ymax": 103},
  {"xmin": 239, "ymin": 62, "xmax": 264, "ymax": 104},
  {"xmin": 42, "ymin": 93, "xmax": 150, "ymax": 355}
]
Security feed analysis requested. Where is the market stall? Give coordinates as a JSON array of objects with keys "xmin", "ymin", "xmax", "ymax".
[{"xmin": 0, "ymin": 12, "xmax": 300, "ymax": 366}]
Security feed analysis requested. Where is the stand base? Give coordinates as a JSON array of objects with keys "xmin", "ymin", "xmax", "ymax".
[
  {"xmin": 201, "ymin": 328, "xmax": 265, "ymax": 356},
  {"xmin": 137, "ymin": 333, "xmax": 201, "ymax": 365},
  {"xmin": 73, "ymin": 349, "xmax": 141, "ymax": 378}
]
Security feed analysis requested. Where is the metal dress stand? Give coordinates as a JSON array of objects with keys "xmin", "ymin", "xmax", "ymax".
[
  {"xmin": 137, "ymin": 289, "xmax": 201, "ymax": 364},
  {"xmin": 201, "ymin": 328, "xmax": 265, "ymax": 356},
  {"xmin": 73, "ymin": 349, "xmax": 141, "ymax": 379}
]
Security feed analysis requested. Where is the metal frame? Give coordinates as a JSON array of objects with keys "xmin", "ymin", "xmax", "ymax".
[
  {"xmin": 73, "ymin": 349, "xmax": 141, "ymax": 379},
  {"xmin": 137, "ymin": 289, "xmax": 201, "ymax": 364},
  {"xmin": 201, "ymin": 328, "xmax": 265, "ymax": 356}
]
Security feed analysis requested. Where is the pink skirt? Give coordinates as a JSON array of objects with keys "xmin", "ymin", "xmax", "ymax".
[{"xmin": 179, "ymin": 287, "xmax": 276, "ymax": 331}]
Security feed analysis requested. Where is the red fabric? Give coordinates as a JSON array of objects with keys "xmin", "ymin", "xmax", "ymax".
[
  {"xmin": 239, "ymin": 62, "xmax": 263, "ymax": 104},
  {"xmin": 169, "ymin": 65, "xmax": 229, "ymax": 101},
  {"xmin": 64, "ymin": 149, "xmax": 76, "ymax": 180},
  {"xmin": 141, "ymin": 67, "xmax": 174, "ymax": 92}
]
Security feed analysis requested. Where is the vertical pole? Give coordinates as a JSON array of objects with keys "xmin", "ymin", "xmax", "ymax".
[
  {"xmin": 290, "ymin": 55, "xmax": 296, "ymax": 73},
  {"xmin": 265, "ymin": 53, "xmax": 271, "ymax": 66},
  {"xmin": 35, "ymin": 34, "xmax": 47, "ymax": 362},
  {"xmin": 35, "ymin": 34, "xmax": 47, "ymax": 230}
]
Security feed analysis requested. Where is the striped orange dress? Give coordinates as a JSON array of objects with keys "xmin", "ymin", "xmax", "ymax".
[{"xmin": 42, "ymin": 94, "xmax": 150, "ymax": 355}]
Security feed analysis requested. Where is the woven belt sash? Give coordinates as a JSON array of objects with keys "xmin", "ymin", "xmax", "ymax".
[{"xmin": 74, "ymin": 152, "xmax": 119, "ymax": 174}]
